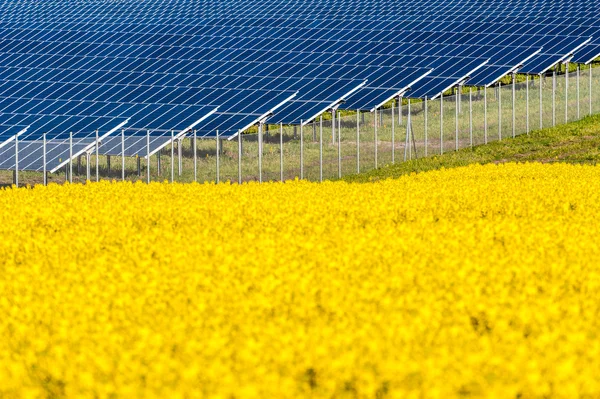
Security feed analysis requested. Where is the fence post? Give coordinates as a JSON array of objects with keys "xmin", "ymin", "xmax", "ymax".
[
  {"xmin": 95, "ymin": 129, "xmax": 99, "ymax": 182},
  {"xmin": 69, "ymin": 132, "xmax": 72, "ymax": 184},
  {"xmin": 424, "ymin": 97, "xmax": 428, "ymax": 156},
  {"xmin": 280, "ymin": 123, "xmax": 284, "ymax": 182},
  {"xmin": 43, "ymin": 132, "xmax": 47, "ymax": 186},
  {"xmin": 238, "ymin": 130, "xmax": 242, "ymax": 184},
  {"xmin": 337, "ymin": 111, "xmax": 341, "ymax": 178},
  {"xmin": 540, "ymin": 74, "xmax": 543, "ymax": 129},
  {"xmin": 408, "ymin": 99, "xmax": 413, "ymax": 159},
  {"xmin": 512, "ymin": 73, "xmax": 516, "ymax": 138},
  {"xmin": 455, "ymin": 89, "xmax": 459, "ymax": 151},
  {"xmin": 146, "ymin": 129, "xmax": 150, "ymax": 184},
  {"xmin": 193, "ymin": 129, "xmax": 197, "ymax": 182},
  {"xmin": 332, "ymin": 109, "xmax": 336, "ymax": 145},
  {"xmin": 121, "ymin": 128, "xmax": 125, "ymax": 181},
  {"xmin": 391, "ymin": 102, "xmax": 395, "ymax": 163},
  {"xmin": 216, "ymin": 130, "xmax": 220, "ymax": 184},
  {"xmin": 565, "ymin": 62, "xmax": 569, "ymax": 123},
  {"xmin": 404, "ymin": 101, "xmax": 410, "ymax": 161},
  {"xmin": 170, "ymin": 130, "xmax": 174, "ymax": 183},
  {"xmin": 484, "ymin": 86, "xmax": 488, "ymax": 144},
  {"xmin": 319, "ymin": 115, "xmax": 323, "ymax": 182},
  {"xmin": 356, "ymin": 110, "xmax": 360, "ymax": 174},
  {"xmin": 469, "ymin": 87, "xmax": 473, "ymax": 147},
  {"xmin": 300, "ymin": 120, "xmax": 304, "ymax": 180},
  {"xmin": 440, "ymin": 93, "xmax": 444, "ymax": 154},
  {"xmin": 178, "ymin": 138, "xmax": 182, "ymax": 176},
  {"xmin": 14, "ymin": 131, "xmax": 19, "ymax": 187},
  {"xmin": 498, "ymin": 82, "xmax": 502, "ymax": 141},
  {"xmin": 552, "ymin": 67, "xmax": 556, "ymax": 126},
  {"xmin": 590, "ymin": 65, "xmax": 593, "ymax": 116},
  {"xmin": 258, "ymin": 123, "xmax": 263, "ymax": 183},
  {"xmin": 526, "ymin": 75, "xmax": 530, "ymax": 134},
  {"xmin": 576, "ymin": 64, "xmax": 580, "ymax": 120},
  {"xmin": 374, "ymin": 108, "xmax": 378, "ymax": 168},
  {"xmin": 86, "ymin": 153, "xmax": 90, "ymax": 181},
  {"xmin": 398, "ymin": 96, "xmax": 403, "ymax": 126}
]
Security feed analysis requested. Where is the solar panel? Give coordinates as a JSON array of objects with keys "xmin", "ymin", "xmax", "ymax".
[{"xmin": 0, "ymin": 0, "xmax": 596, "ymax": 178}]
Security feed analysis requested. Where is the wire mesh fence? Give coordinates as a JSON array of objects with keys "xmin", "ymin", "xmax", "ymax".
[{"xmin": 2, "ymin": 66, "xmax": 600, "ymax": 187}]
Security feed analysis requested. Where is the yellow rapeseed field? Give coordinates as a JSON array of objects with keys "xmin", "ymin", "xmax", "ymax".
[{"xmin": 1, "ymin": 163, "xmax": 600, "ymax": 398}]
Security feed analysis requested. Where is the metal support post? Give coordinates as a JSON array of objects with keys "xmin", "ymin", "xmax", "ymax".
[
  {"xmin": 300, "ymin": 121, "xmax": 304, "ymax": 180},
  {"xmin": 170, "ymin": 130, "xmax": 174, "ymax": 183},
  {"xmin": 337, "ymin": 111, "xmax": 341, "ymax": 178},
  {"xmin": 409, "ymin": 99, "xmax": 415, "ymax": 159},
  {"xmin": 469, "ymin": 88, "xmax": 473, "ymax": 147},
  {"xmin": 14, "ymin": 131, "xmax": 19, "ymax": 187},
  {"xmin": 279, "ymin": 123, "xmax": 283, "ymax": 182},
  {"xmin": 398, "ymin": 96, "xmax": 403, "ymax": 126},
  {"xmin": 121, "ymin": 128, "xmax": 125, "ymax": 181},
  {"xmin": 424, "ymin": 97, "xmax": 428, "ymax": 156},
  {"xmin": 498, "ymin": 82, "xmax": 502, "ymax": 141},
  {"xmin": 258, "ymin": 123, "xmax": 263, "ymax": 183},
  {"xmin": 440, "ymin": 93, "xmax": 444, "ymax": 154},
  {"xmin": 86, "ymin": 153, "xmax": 90, "ymax": 181},
  {"xmin": 455, "ymin": 89, "xmax": 459, "ymax": 151},
  {"xmin": 356, "ymin": 111, "xmax": 360, "ymax": 173},
  {"xmin": 539, "ymin": 74, "xmax": 543, "ymax": 129},
  {"xmin": 77, "ymin": 156, "xmax": 81, "ymax": 176},
  {"xmin": 391, "ymin": 102, "xmax": 395, "ymax": 163},
  {"xmin": 374, "ymin": 108, "xmax": 378, "ymax": 168},
  {"xmin": 69, "ymin": 132, "xmax": 73, "ymax": 184},
  {"xmin": 43, "ymin": 133, "xmax": 47, "ymax": 186},
  {"xmin": 319, "ymin": 115, "xmax": 323, "ymax": 182},
  {"xmin": 526, "ymin": 75, "xmax": 530, "ymax": 134},
  {"xmin": 95, "ymin": 129, "xmax": 99, "ymax": 182},
  {"xmin": 193, "ymin": 130, "xmax": 197, "ymax": 182},
  {"xmin": 590, "ymin": 65, "xmax": 593, "ymax": 116},
  {"xmin": 552, "ymin": 67, "xmax": 556, "ymax": 126},
  {"xmin": 512, "ymin": 73, "xmax": 516, "ymax": 138},
  {"xmin": 404, "ymin": 101, "xmax": 412, "ymax": 161},
  {"xmin": 332, "ymin": 109, "xmax": 336, "ymax": 145},
  {"xmin": 565, "ymin": 62, "xmax": 569, "ymax": 123},
  {"xmin": 577, "ymin": 65, "xmax": 580, "ymax": 120},
  {"xmin": 177, "ymin": 138, "xmax": 182, "ymax": 176},
  {"xmin": 146, "ymin": 129, "xmax": 150, "ymax": 184},
  {"xmin": 157, "ymin": 150, "xmax": 161, "ymax": 177},
  {"xmin": 484, "ymin": 86, "xmax": 488, "ymax": 144},
  {"xmin": 238, "ymin": 130, "xmax": 242, "ymax": 184},
  {"xmin": 137, "ymin": 157, "xmax": 141, "ymax": 177},
  {"xmin": 216, "ymin": 130, "xmax": 220, "ymax": 184},
  {"xmin": 457, "ymin": 85, "xmax": 462, "ymax": 113}
]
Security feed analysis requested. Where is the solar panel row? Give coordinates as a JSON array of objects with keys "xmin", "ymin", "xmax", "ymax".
[{"xmin": 0, "ymin": 0, "xmax": 597, "ymax": 172}]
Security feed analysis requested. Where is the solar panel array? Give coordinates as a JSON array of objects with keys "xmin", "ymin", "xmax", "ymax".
[{"xmin": 0, "ymin": 0, "xmax": 598, "ymax": 169}]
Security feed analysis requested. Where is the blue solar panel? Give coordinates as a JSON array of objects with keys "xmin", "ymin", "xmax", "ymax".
[{"xmin": 0, "ymin": 0, "xmax": 596, "ymax": 175}]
